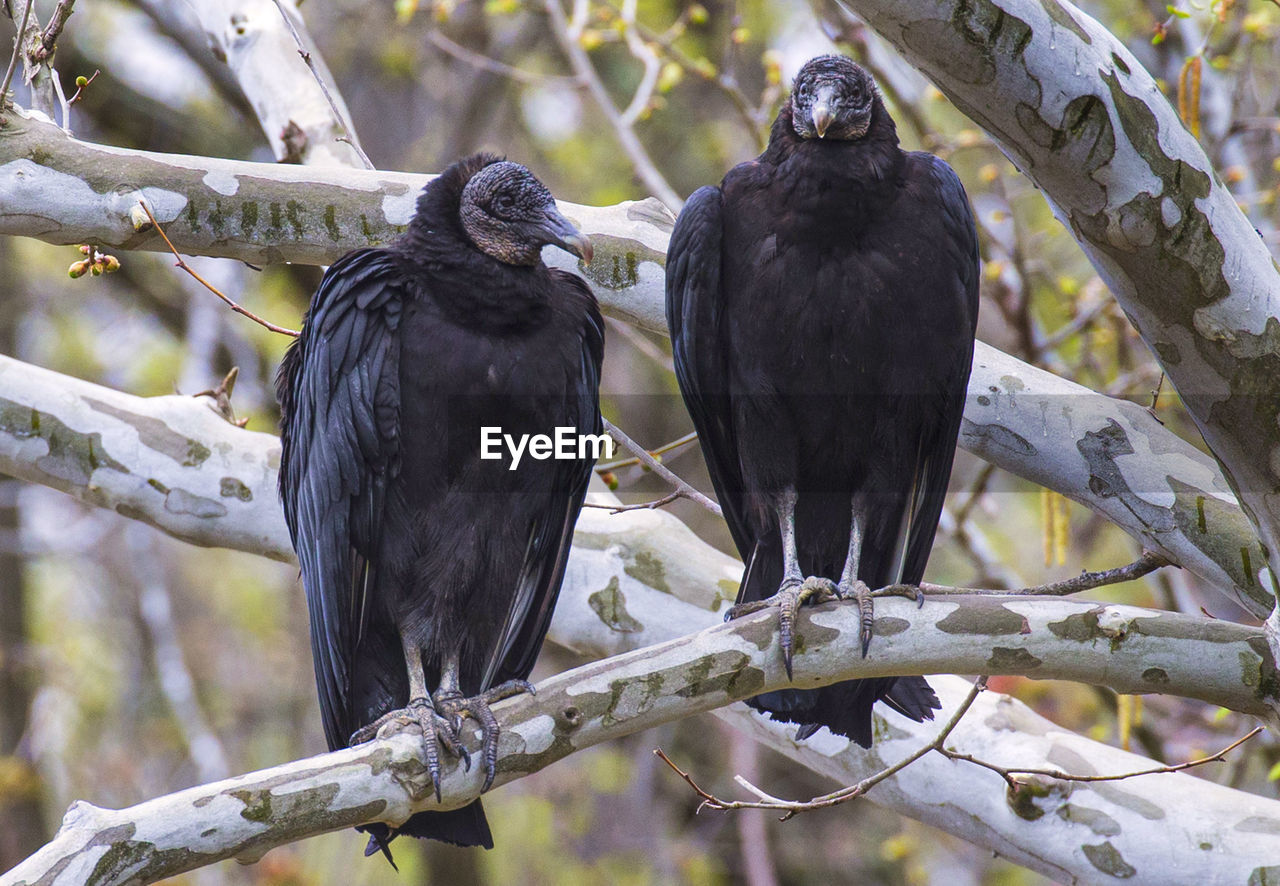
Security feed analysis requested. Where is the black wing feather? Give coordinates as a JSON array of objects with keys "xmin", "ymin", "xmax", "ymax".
[
  {"xmin": 278, "ymin": 248, "xmax": 407, "ymax": 751},
  {"xmin": 485, "ymin": 270, "xmax": 605, "ymax": 688},
  {"xmin": 898, "ymin": 154, "xmax": 980, "ymax": 586},
  {"xmin": 666, "ymin": 186, "xmax": 757, "ymax": 557}
]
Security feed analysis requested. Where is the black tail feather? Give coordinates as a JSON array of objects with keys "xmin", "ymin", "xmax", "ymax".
[
  {"xmin": 747, "ymin": 676, "xmax": 938, "ymax": 748},
  {"xmin": 358, "ymin": 799, "xmax": 494, "ymax": 864}
]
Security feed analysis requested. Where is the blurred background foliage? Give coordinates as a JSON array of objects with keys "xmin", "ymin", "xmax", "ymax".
[{"xmin": 1, "ymin": 0, "xmax": 1279, "ymax": 882}]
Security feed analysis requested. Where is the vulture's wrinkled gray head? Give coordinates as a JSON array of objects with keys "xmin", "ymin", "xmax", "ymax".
[
  {"xmin": 459, "ymin": 160, "xmax": 592, "ymax": 266},
  {"xmin": 790, "ymin": 55, "xmax": 877, "ymax": 142}
]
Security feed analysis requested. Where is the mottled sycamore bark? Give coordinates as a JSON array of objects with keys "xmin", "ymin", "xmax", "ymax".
[{"xmin": 4, "ymin": 589, "xmax": 1279, "ymax": 886}]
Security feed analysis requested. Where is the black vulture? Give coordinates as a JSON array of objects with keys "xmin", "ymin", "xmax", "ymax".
[
  {"xmin": 666, "ymin": 55, "xmax": 978, "ymax": 746},
  {"xmin": 277, "ymin": 153, "xmax": 603, "ymax": 855}
]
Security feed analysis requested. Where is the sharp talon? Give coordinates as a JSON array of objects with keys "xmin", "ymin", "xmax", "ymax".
[{"xmin": 915, "ymin": 588, "xmax": 925, "ymax": 609}]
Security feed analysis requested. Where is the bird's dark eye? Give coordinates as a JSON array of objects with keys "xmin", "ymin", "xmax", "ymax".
[{"xmin": 495, "ymin": 194, "xmax": 516, "ymax": 214}]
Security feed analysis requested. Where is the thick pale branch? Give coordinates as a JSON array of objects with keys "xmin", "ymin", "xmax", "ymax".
[
  {"xmin": 5, "ymin": 593, "xmax": 1278, "ymax": 886},
  {"xmin": 183, "ymin": 0, "xmax": 365, "ymax": 166}
]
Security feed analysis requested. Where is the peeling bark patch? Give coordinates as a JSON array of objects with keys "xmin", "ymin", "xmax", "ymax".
[
  {"xmin": 873, "ymin": 616, "xmax": 909, "ymax": 636},
  {"xmin": 579, "ymin": 235, "xmax": 665, "ymax": 289},
  {"xmin": 228, "ymin": 783, "xmax": 386, "ymax": 831},
  {"xmin": 85, "ymin": 398, "xmax": 212, "ymax": 466},
  {"xmin": 674, "ymin": 651, "xmax": 762, "ymax": 700},
  {"xmin": 1048, "ymin": 745, "xmax": 1099, "ymax": 777},
  {"xmin": 1082, "ymin": 841, "xmax": 1136, "ymax": 878},
  {"xmin": 1057, "ymin": 803, "xmax": 1120, "ymax": 836},
  {"xmin": 937, "ymin": 601, "xmax": 1028, "ymax": 635},
  {"xmin": 1090, "ymin": 74, "xmax": 1280, "ymax": 535},
  {"xmin": 1077, "ymin": 420, "xmax": 1175, "ymax": 531},
  {"xmin": 1129, "ymin": 611, "xmax": 1252, "ymax": 644},
  {"xmin": 625, "ymin": 197, "xmax": 676, "ymax": 232},
  {"xmin": 1169, "ymin": 478, "xmax": 1273, "ymax": 612},
  {"xmin": 731, "ymin": 616, "xmax": 778, "ymax": 652},
  {"xmin": 1048, "ymin": 609, "xmax": 1101, "ymax": 642},
  {"xmin": 960, "ymin": 419, "xmax": 1037, "ymax": 457},
  {"xmin": 1236, "ymin": 816, "xmax": 1280, "ymax": 835},
  {"xmin": 1152, "ymin": 340, "xmax": 1180, "ymax": 365},
  {"xmin": 164, "ymin": 488, "xmax": 229, "ymax": 518},
  {"xmin": 1243, "ymin": 636, "xmax": 1280, "ymax": 701},
  {"xmin": 0, "ymin": 397, "xmax": 129, "ymax": 485},
  {"xmin": 624, "ymin": 551, "xmax": 670, "ymax": 592},
  {"xmin": 988, "ymin": 647, "xmax": 1042, "ymax": 671},
  {"xmin": 220, "ymin": 477, "xmax": 253, "ymax": 501},
  {"xmin": 1007, "ymin": 778, "xmax": 1052, "ymax": 820},
  {"xmin": 1141, "ymin": 667, "xmax": 1169, "ymax": 685},
  {"xmin": 1037, "ymin": 0, "xmax": 1091, "ymax": 43},
  {"xmin": 588, "ymin": 577, "xmax": 643, "ymax": 633},
  {"xmin": 324, "ymin": 204, "xmax": 340, "ymax": 241},
  {"xmin": 1090, "ymin": 781, "xmax": 1165, "ymax": 820},
  {"xmin": 1249, "ymin": 867, "xmax": 1280, "ymax": 886}
]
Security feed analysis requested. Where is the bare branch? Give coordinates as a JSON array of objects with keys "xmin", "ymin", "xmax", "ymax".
[
  {"xmin": 138, "ymin": 202, "xmax": 299, "ymax": 337},
  {"xmin": 544, "ymin": 0, "xmax": 683, "ymax": 210},
  {"xmin": 581, "ymin": 489, "xmax": 683, "ymax": 514},
  {"xmin": 32, "ymin": 0, "xmax": 74, "ymax": 63},
  {"xmin": 877, "ymin": 550, "xmax": 1172, "ymax": 599},
  {"xmin": 266, "ymin": 0, "xmax": 373, "ymax": 169},
  {"xmin": 942, "ymin": 726, "xmax": 1265, "ymax": 788},
  {"xmin": 0, "ymin": 0, "xmax": 34, "ymax": 106},
  {"xmin": 656, "ymin": 677, "xmax": 988, "ymax": 817},
  {"xmin": 425, "ymin": 29, "xmax": 582, "ymax": 86},
  {"xmin": 603, "ymin": 418, "xmax": 721, "ymax": 517},
  {"xmin": 596, "ymin": 430, "xmax": 697, "ymax": 473},
  {"xmin": 617, "ymin": 0, "xmax": 660, "ymax": 127}
]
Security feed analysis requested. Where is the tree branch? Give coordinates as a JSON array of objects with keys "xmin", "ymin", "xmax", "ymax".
[
  {"xmin": 183, "ymin": 0, "xmax": 366, "ymax": 167},
  {"xmin": 543, "ymin": 0, "xmax": 683, "ymax": 210},
  {"xmin": 4, "ymin": 587, "xmax": 1278, "ymax": 885}
]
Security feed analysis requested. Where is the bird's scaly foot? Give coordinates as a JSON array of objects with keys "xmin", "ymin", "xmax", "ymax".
[
  {"xmin": 726, "ymin": 576, "xmax": 838, "ymax": 679},
  {"xmin": 349, "ymin": 697, "xmax": 469, "ymax": 802},
  {"xmin": 434, "ymin": 679, "xmax": 536, "ymax": 792},
  {"xmin": 871, "ymin": 583, "xmax": 926, "ymax": 607},
  {"xmin": 838, "ymin": 579, "xmax": 875, "ymax": 657}
]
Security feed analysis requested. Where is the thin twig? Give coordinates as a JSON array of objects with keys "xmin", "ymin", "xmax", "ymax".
[
  {"xmin": 655, "ymin": 676, "xmax": 988, "ymax": 818},
  {"xmin": 602, "ymin": 418, "xmax": 720, "ymax": 517},
  {"xmin": 596, "ymin": 430, "xmax": 697, "ymax": 473},
  {"xmin": 597, "ymin": 0, "xmax": 770, "ymax": 148},
  {"xmin": 138, "ymin": 202, "xmax": 299, "ymax": 338},
  {"xmin": 267, "ymin": 0, "xmax": 374, "ymax": 169},
  {"xmin": 582, "ymin": 490, "xmax": 683, "ymax": 514},
  {"xmin": 544, "ymin": 0, "xmax": 682, "ymax": 211},
  {"xmin": 33, "ymin": 0, "xmax": 74, "ymax": 62},
  {"xmin": 426, "ymin": 30, "xmax": 582, "ymax": 87},
  {"xmin": 65, "ymin": 67, "xmax": 97, "ymax": 104},
  {"xmin": 877, "ymin": 550, "xmax": 1171, "ymax": 599},
  {"xmin": 942, "ymin": 727, "xmax": 1263, "ymax": 789},
  {"xmin": 0, "ymin": 0, "xmax": 34, "ymax": 106},
  {"xmin": 617, "ymin": 0, "xmax": 660, "ymax": 126},
  {"xmin": 603, "ymin": 315, "xmax": 675, "ymax": 372}
]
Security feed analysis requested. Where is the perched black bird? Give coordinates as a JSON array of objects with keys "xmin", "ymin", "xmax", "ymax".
[
  {"xmin": 666, "ymin": 55, "xmax": 978, "ymax": 746},
  {"xmin": 277, "ymin": 154, "xmax": 603, "ymax": 854}
]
